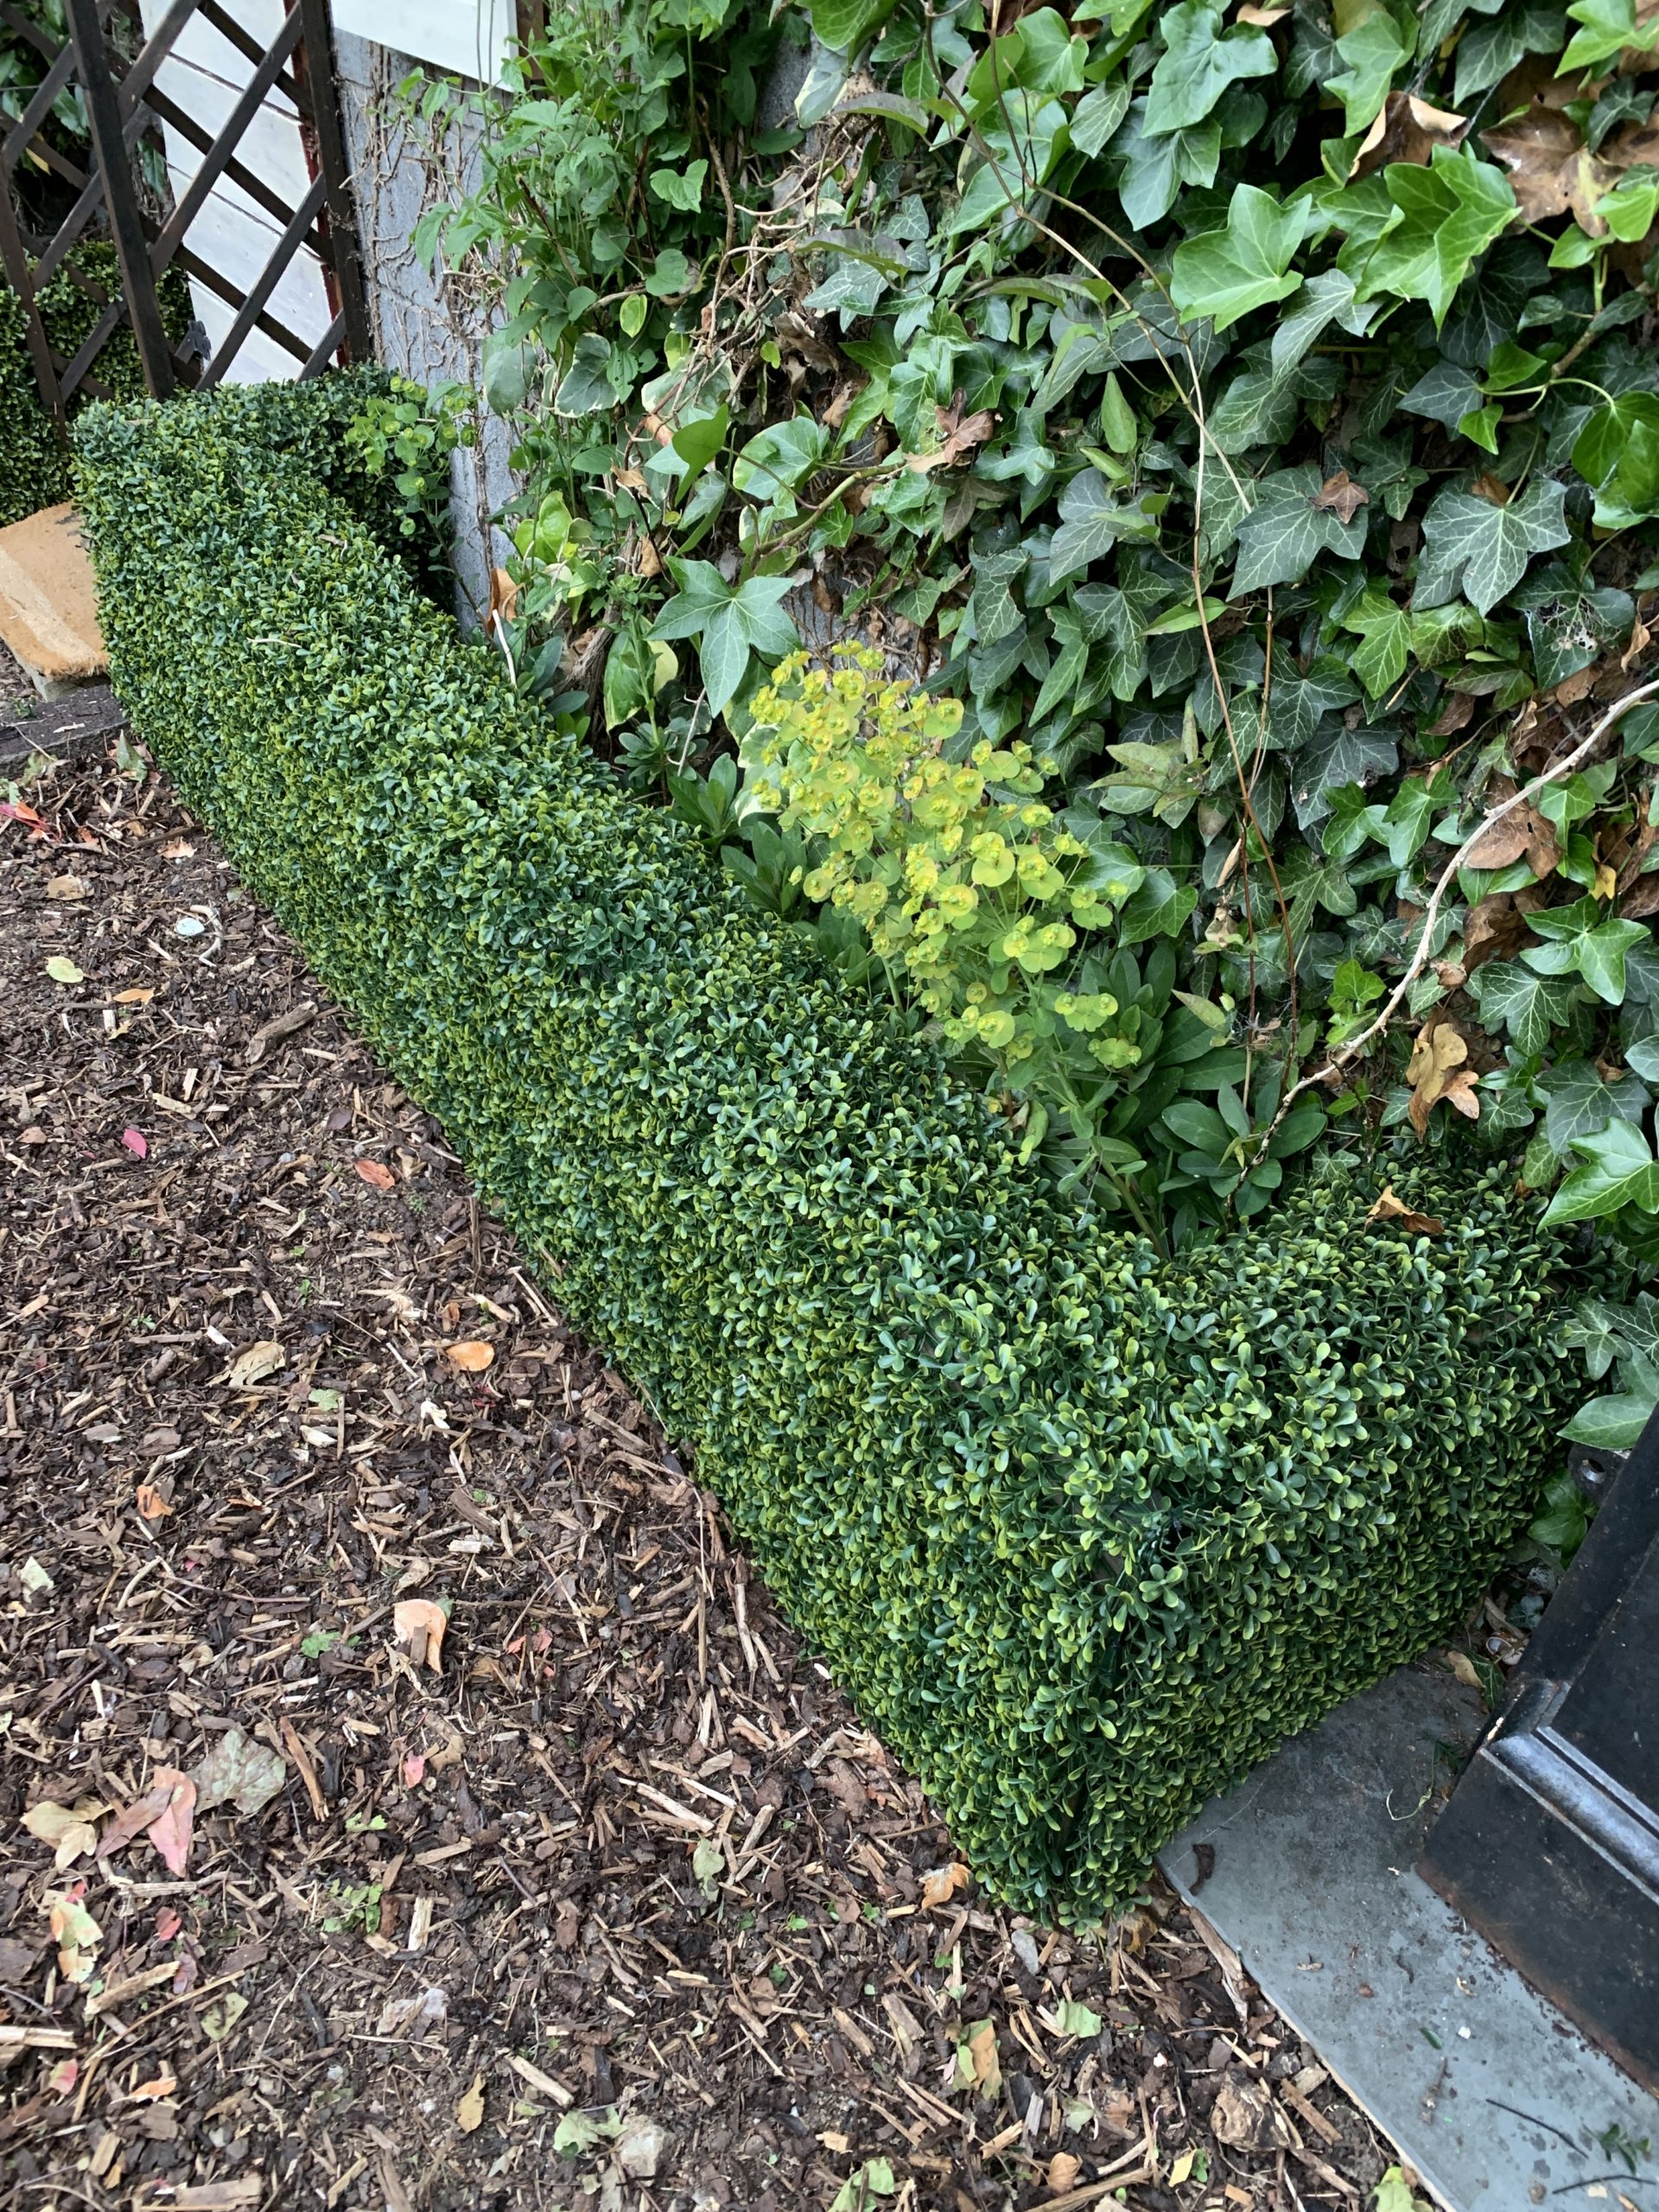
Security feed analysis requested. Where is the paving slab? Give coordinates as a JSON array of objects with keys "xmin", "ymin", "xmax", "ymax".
[
  {"xmin": 1157, "ymin": 1667, "xmax": 1659, "ymax": 2211},
  {"xmin": 0, "ymin": 504, "xmax": 107, "ymax": 697}
]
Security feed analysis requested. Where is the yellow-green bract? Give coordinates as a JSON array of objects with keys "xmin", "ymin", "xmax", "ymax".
[{"xmin": 74, "ymin": 375, "xmax": 1576, "ymax": 1919}]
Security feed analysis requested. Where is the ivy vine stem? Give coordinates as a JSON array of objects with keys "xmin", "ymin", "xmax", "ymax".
[{"xmin": 1246, "ymin": 674, "xmax": 1659, "ymax": 1171}]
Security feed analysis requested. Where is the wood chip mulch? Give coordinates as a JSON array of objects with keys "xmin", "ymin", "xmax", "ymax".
[{"xmin": 0, "ymin": 717, "xmax": 1395, "ymax": 2212}]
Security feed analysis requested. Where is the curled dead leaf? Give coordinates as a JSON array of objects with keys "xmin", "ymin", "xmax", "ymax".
[
  {"xmin": 1406, "ymin": 1020, "xmax": 1482, "ymax": 1140},
  {"xmin": 1364, "ymin": 1186, "xmax": 1446, "ymax": 1236},
  {"xmin": 135, "ymin": 1483, "xmax": 174, "ymax": 1522},
  {"xmin": 1311, "ymin": 469, "xmax": 1370, "ymax": 524},
  {"xmin": 355, "ymin": 1158, "xmax": 397, "ymax": 1192},
  {"xmin": 908, "ymin": 392, "xmax": 996, "ymax": 474},
  {"xmin": 226, "ymin": 1338, "xmax": 284, "ymax": 1389},
  {"xmin": 146, "ymin": 1773, "xmax": 195, "ymax": 1878},
  {"xmin": 456, "ymin": 2075, "xmax": 486, "ymax": 2133},
  {"xmin": 919, "ymin": 1859, "xmax": 972, "ymax": 1909},
  {"xmin": 1352, "ymin": 92, "xmax": 1466, "ymax": 176},
  {"xmin": 393, "ymin": 1599, "xmax": 448, "ymax": 1672},
  {"xmin": 1479, "ymin": 106, "xmax": 1611, "ymax": 226},
  {"xmin": 444, "ymin": 1339, "xmax": 495, "ymax": 1374},
  {"xmin": 1046, "ymin": 2153, "xmax": 1083, "ymax": 2193}
]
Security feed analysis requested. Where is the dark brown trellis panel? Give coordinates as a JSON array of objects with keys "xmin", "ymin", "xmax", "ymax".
[{"xmin": 0, "ymin": 0, "xmax": 370, "ymax": 423}]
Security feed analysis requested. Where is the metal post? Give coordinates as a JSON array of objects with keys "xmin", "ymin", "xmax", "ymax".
[
  {"xmin": 295, "ymin": 0, "xmax": 372, "ymax": 365},
  {"xmin": 63, "ymin": 0, "xmax": 175, "ymax": 397}
]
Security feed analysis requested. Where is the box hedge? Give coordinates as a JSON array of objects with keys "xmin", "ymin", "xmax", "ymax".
[{"xmin": 74, "ymin": 377, "xmax": 1578, "ymax": 1918}]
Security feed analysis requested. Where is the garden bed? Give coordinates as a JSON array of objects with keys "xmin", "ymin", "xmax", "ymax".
[
  {"xmin": 68, "ymin": 378, "xmax": 1577, "ymax": 1924},
  {"xmin": 0, "ymin": 728, "xmax": 1400, "ymax": 2210}
]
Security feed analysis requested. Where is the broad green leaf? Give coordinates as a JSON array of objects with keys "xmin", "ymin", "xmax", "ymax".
[
  {"xmin": 1535, "ymin": 1058, "xmax": 1650, "ymax": 1155},
  {"xmin": 1417, "ymin": 479, "xmax": 1570, "ymax": 617},
  {"xmin": 480, "ymin": 321, "xmax": 537, "ymax": 416},
  {"xmin": 1055, "ymin": 1998, "xmax": 1103, "ymax": 2037},
  {"xmin": 1457, "ymin": 0, "xmax": 1567, "ymax": 100},
  {"xmin": 1469, "ymin": 962, "xmax": 1579, "ymax": 1056},
  {"xmin": 1341, "ymin": 585, "xmax": 1411, "ymax": 701},
  {"xmin": 1170, "ymin": 185, "xmax": 1309, "ymax": 334},
  {"xmin": 1269, "ymin": 268, "xmax": 1369, "ymax": 382},
  {"xmin": 671, "ymin": 404, "xmax": 729, "ymax": 478},
  {"xmin": 1543, "ymin": 1117, "xmax": 1659, "ymax": 1224},
  {"xmin": 1571, "ymin": 392, "xmax": 1659, "ymax": 523},
  {"xmin": 1341, "ymin": 146, "xmax": 1517, "ymax": 327},
  {"xmin": 1560, "ymin": 1391, "xmax": 1655, "ymax": 1449},
  {"xmin": 1230, "ymin": 462, "xmax": 1371, "ymax": 595},
  {"xmin": 945, "ymin": 95, "xmax": 1068, "ymax": 234},
  {"xmin": 1117, "ymin": 105, "xmax": 1222, "ymax": 228},
  {"xmin": 733, "ymin": 416, "xmax": 828, "ymax": 505},
  {"xmin": 649, "ymin": 162, "xmax": 709, "ymax": 213},
  {"xmin": 1048, "ymin": 473, "xmax": 1161, "ymax": 587},
  {"xmin": 699, "ymin": 601, "xmax": 752, "ymax": 715},
  {"xmin": 554, "ymin": 334, "xmax": 617, "ymax": 416},
  {"xmin": 1144, "ymin": 0, "xmax": 1276, "ymax": 134},
  {"xmin": 1560, "ymin": 0, "xmax": 1659, "ymax": 71},
  {"xmin": 808, "ymin": 0, "xmax": 894, "ymax": 50},
  {"xmin": 1118, "ymin": 866, "xmax": 1199, "ymax": 944},
  {"xmin": 1522, "ymin": 895, "xmax": 1647, "ymax": 1003},
  {"xmin": 1329, "ymin": 12, "xmax": 1412, "ymax": 137},
  {"xmin": 733, "ymin": 575, "xmax": 800, "ymax": 661},
  {"xmin": 1071, "ymin": 78, "xmax": 1131, "ymax": 157},
  {"xmin": 45, "ymin": 956, "xmax": 85, "ymax": 985},
  {"xmin": 651, "ymin": 560, "xmax": 736, "ymax": 638}
]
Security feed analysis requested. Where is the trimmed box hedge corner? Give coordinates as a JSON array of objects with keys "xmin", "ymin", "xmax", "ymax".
[{"xmin": 73, "ymin": 375, "xmax": 1577, "ymax": 1919}]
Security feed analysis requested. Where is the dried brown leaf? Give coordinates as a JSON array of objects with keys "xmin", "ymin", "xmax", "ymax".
[
  {"xmin": 394, "ymin": 1598, "xmax": 448, "ymax": 1671},
  {"xmin": 355, "ymin": 1158, "xmax": 397, "ymax": 1192},
  {"xmin": 919, "ymin": 1859, "xmax": 972, "ymax": 1909},
  {"xmin": 1406, "ymin": 1020, "xmax": 1481, "ymax": 1138},
  {"xmin": 444, "ymin": 1338, "xmax": 495, "ymax": 1373},
  {"xmin": 1363, "ymin": 1185, "xmax": 1446, "ymax": 1235},
  {"xmin": 1354, "ymin": 92, "xmax": 1466, "ymax": 176},
  {"xmin": 1311, "ymin": 469, "xmax": 1370, "ymax": 524},
  {"xmin": 226, "ymin": 1338, "xmax": 284, "ymax": 1389}
]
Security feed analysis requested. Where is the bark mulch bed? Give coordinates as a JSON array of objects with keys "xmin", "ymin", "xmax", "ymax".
[{"xmin": 1, "ymin": 717, "xmax": 1396, "ymax": 2212}]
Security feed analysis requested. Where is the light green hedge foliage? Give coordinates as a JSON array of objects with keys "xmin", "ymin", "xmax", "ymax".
[{"xmin": 75, "ymin": 378, "xmax": 1577, "ymax": 1917}]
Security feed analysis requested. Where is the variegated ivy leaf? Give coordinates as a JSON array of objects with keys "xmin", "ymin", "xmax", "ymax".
[{"xmin": 1417, "ymin": 478, "xmax": 1570, "ymax": 617}]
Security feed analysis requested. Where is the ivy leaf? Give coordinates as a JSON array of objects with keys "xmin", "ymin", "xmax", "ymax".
[
  {"xmin": 1457, "ymin": 0, "xmax": 1567, "ymax": 100},
  {"xmin": 1145, "ymin": 0, "xmax": 1276, "ymax": 135},
  {"xmin": 1170, "ymin": 185, "xmax": 1308, "ymax": 334},
  {"xmin": 1290, "ymin": 721, "xmax": 1398, "ymax": 830},
  {"xmin": 1468, "ymin": 961, "xmax": 1580, "ymax": 1055},
  {"xmin": 1269, "ymin": 268, "xmax": 1370, "ymax": 382},
  {"xmin": 1071, "ymin": 79, "xmax": 1131, "ymax": 157},
  {"xmin": 1330, "ymin": 12, "xmax": 1413, "ymax": 137},
  {"xmin": 1535, "ymin": 1058, "xmax": 1650, "ymax": 1156},
  {"xmin": 1117, "ymin": 865, "xmax": 1199, "ymax": 944},
  {"xmin": 1417, "ymin": 478, "xmax": 1570, "ymax": 616},
  {"xmin": 650, "ymin": 567, "xmax": 798, "ymax": 715},
  {"xmin": 1559, "ymin": 0, "xmax": 1659, "ymax": 72},
  {"xmin": 802, "ymin": 256, "xmax": 890, "ymax": 323},
  {"xmin": 1342, "ymin": 146, "xmax": 1517, "ymax": 327},
  {"xmin": 1114, "ymin": 102, "xmax": 1222, "ymax": 228},
  {"xmin": 1341, "ymin": 584, "xmax": 1411, "ymax": 700},
  {"xmin": 553, "ymin": 334, "xmax": 617, "ymax": 416},
  {"xmin": 1230, "ymin": 462, "xmax": 1371, "ymax": 595},
  {"xmin": 808, "ymin": 0, "xmax": 894, "ymax": 49},
  {"xmin": 1543, "ymin": 1116, "xmax": 1659, "ymax": 1224},
  {"xmin": 1048, "ymin": 474, "xmax": 1161, "ymax": 587},
  {"xmin": 1522, "ymin": 894, "xmax": 1648, "ymax": 1003},
  {"xmin": 648, "ymin": 162, "xmax": 709, "ymax": 213},
  {"xmin": 1560, "ymin": 1389, "xmax": 1656, "ymax": 1449}
]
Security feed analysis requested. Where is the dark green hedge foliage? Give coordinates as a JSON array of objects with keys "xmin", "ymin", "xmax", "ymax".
[
  {"xmin": 1, "ymin": 247, "xmax": 189, "ymax": 527},
  {"xmin": 75, "ymin": 378, "xmax": 1580, "ymax": 1918}
]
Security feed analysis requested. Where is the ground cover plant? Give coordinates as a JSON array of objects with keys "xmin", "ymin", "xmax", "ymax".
[
  {"xmin": 74, "ymin": 375, "xmax": 1577, "ymax": 1921},
  {"xmin": 404, "ymin": 0, "xmax": 1659, "ymax": 1470}
]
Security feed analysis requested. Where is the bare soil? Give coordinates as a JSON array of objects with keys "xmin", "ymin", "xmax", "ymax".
[{"xmin": 1, "ymin": 729, "xmax": 1395, "ymax": 2212}]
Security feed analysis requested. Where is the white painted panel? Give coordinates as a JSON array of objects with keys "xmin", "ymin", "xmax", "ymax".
[
  {"xmin": 139, "ymin": 0, "xmax": 335, "ymax": 383},
  {"xmin": 327, "ymin": 0, "xmax": 515, "ymax": 83}
]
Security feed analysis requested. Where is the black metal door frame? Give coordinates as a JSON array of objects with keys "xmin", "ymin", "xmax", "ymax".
[{"xmin": 0, "ymin": 0, "xmax": 370, "ymax": 420}]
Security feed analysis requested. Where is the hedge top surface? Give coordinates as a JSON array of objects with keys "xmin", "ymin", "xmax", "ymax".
[{"xmin": 73, "ymin": 378, "xmax": 1577, "ymax": 1915}]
